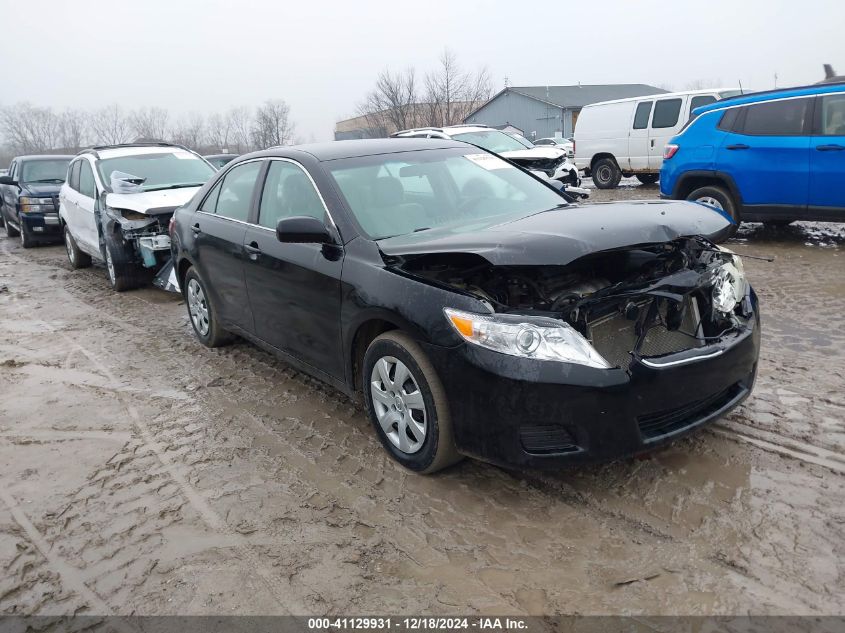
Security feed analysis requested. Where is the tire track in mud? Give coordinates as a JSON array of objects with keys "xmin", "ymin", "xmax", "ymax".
[
  {"xmin": 2, "ymin": 237, "xmax": 844, "ymax": 614},
  {"xmin": 31, "ymin": 318, "xmax": 312, "ymax": 615}
]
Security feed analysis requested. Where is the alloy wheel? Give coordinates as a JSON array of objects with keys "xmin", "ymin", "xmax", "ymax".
[
  {"xmin": 187, "ymin": 278, "xmax": 210, "ymax": 337},
  {"xmin": 105, "ymin": 246, "xmax": 116, "ymax": 285},
  {"xmin": 370, "ymin": 356, "xmax": 427, "ymax": 454},
  {"xmin": 65, "ymin": 231, "xmax": 75, "ymax": 265},
  {"xmin": 697, "ymin": 196, "xmax": 724, "ymax": 210}
]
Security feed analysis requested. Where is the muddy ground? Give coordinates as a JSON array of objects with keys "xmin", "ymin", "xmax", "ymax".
[{"xmin": 0, "ymin": 184, "xmax": 843, "ymax": 617}]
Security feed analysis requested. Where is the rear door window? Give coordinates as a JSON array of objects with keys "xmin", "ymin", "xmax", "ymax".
[
  {"xmin": 214, "ymin": 161, "xmax": 263, "ymax": 222},
  {"xmin": 633, "ymin": 101, "xmax": 653, "ymax": 129},
  {"xmin": 651, "ymin": 98, "xmax": 683, "ymax": 129},
  {"xmin": 69, "ymin": 161, "xmax": 81, "ymax": 191},
  {"xmin": 717, "ymin": 108, "xmax": 740, "ymax": 132},
  {"xmin": 78, "ymin": 161, "xmax": 96, "ymax": 198},
  {"xmin": 739, "ymin": 98, "xmax": 812, "ymax": 136}
]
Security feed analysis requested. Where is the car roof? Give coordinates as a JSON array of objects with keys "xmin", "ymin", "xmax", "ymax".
[
  {"xmin": 246, "ymin": 138, "xmax": 468, "ymax": 161},
  {"xmin": 694, "ymin": 82, "xmax": 845, "ymax": 115},
  {"xmin": 203, "ymin": 153, "xmax": 238, "ymax": 159},
  {"xmin": 13, "ymin": 155, "xmax": 74, "ymax": 162},
  {"xmin": 582, "ymin": 88, "xmax": 739, "ymax": 109},
  {"xmin": 92, "ymin": 146, "xmax": 196, "ymax": 160}
]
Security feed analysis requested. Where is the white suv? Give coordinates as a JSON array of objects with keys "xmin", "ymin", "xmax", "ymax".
[
  {"xmin": 59, "ymin": 143, "xmax": 215, "ymax": 291},
  {"xmin": 391, "ymin": 125, "xmax": 580, "ymax": 185}
]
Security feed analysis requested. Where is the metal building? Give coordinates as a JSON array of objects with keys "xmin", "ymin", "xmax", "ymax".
[{"xmin": 463, "ymin": 84, "xmax": 667, "ymax": 140}]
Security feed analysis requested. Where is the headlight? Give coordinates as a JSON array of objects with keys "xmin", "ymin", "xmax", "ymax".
[
  {"xmin": 20, "ymin": 196, "xmax": 54, "ymax": 213},
  {"xmin": 712, "ymin": 246, "xmax": 747, "ymax": 314},
  {"xmin": 444, "ymin": 308, "xmax": 611, "ymax": 368}
]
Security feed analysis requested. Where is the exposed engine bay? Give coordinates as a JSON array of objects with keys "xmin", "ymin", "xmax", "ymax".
[
  {"xmin": 389, "ymin": 237, "xmax": 751, "ymax": 369},
  {"xmin": 101, "ymin": 202, "xmax": 175, "ymax": 269}
]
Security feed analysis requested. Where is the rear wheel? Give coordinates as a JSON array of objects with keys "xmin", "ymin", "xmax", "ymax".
[
  {"xmin": 183, "ymin": 267, "xmax": 234, "ymax": 348},
  {"xmin": 363, "ymin": 331, "xmax": 462, "ymax": 474},
  {"xmin": 686, "ymin": 185, "xmax": 738, "ymax": 241},
  {"xmin": 636, "ymin": 173, "xmax": 659, "ymax": 185},
  {"xmin": 591, "ymin": 157, "xmax": 622, "ymax": 189},
  {"xmin": 64, "ymin": 226, "xmax": 92, "ymax": 269}
]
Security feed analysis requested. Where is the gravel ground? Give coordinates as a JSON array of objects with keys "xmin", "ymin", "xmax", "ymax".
[{"xmin": 0, "ymin": 186, "xmax": 843, "ymax": 616}]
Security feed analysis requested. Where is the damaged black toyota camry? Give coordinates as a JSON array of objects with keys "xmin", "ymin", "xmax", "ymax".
[{"xmin": 171, "ymin": 138, "xmax": 760, "ymax": 474}]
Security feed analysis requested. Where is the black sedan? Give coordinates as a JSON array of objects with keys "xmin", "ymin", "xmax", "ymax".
[{"xmin": 170, "ymin": 139, "xmax": 760, "ymax": 473}]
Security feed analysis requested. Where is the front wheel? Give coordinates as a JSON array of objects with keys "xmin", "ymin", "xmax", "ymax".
[
  {"xmin": 686, "ymin": 185, "xmax": 738, "ymax": 241},
  {"xmin": 5, "ymin": 210, "xmax": 19, "ymax": 238},
  {"xmin": 19, "ymin": 216, "xmax": 34, "ymax": 249},
  {"xmin": 591, "ymin": 157, "xmax": 622, "ymax": 189},
  {"xmin": 363, "ymin": 331, "xmax": 462, "ymax": 474},
  {"xmin": 103, "ymin": 232, "xmax": 141, "ymax": 292},
  {"xmin": 636, "ymin": 173, "xmax": 659, "ymax": 185}
]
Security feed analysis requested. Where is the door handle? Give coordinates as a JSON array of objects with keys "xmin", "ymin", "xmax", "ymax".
[
  {"xmin": 244, "ymin": 242, "xmax": 261, "ymax": 258},
  {"xmin": 191, "ymin": 222, "xmax": 201, "ymax": 234},
  {"xmin": 816, "ymin": 144, "xmax": 845, "ymax": 151},
  {"xmin": 650, "ymin": 139, "xmax": 655, "ymax": 148},
  {"xmin": 726, "ymin": 143, "xmax": 750, "ymax": 150}
]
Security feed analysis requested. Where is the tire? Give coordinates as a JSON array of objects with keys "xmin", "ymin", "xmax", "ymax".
[
  {"xmin": 19, "ymin": 216, "xmax": 34, "ymax": 249},
  {"xmin": 5, "ymin": 210, "xmax": 19, "ymax": 238},
  {"xmin": 64, "ymin": 225, "xmax": 92, "ymax": 269},
  {"xmin": 103, "ymin": 230, "xmax": 142, "ymax": 292},
  {"xmin": 636, "ymin": 173, "xmax": 659, "ymax": 185},
  {"xmin": 363, "ymin": 331, "xmax": 462, "ymax": 474},
  {"xmin": 686, "ymin": 185, "xmax": 739, "ymax": 241},
  {"xmin": 183, "ymin": 266, "xmax": 234, "ymax": 348},
  {"xmin": 591, "ymin": 157, "xmax": 622, "ymax": 189}
]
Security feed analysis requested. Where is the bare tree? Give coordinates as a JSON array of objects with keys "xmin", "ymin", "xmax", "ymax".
[
  {"xmin": 684, "ymin": 78, "xmax": 722, "ymax": 90},
  {"xmin": 358, "ymin": 67, "xmax": 421, "ymax": 136},
  {"xmin": 424, "ymin": 50, "xmax": 492, "ymax": 127},
  {"xmin": 227, "ymin": 106, "xmax": 253, "ymax": 153},
  {"xmin": 130, "ymin": 106, "xmax": 170, "ymax": 141},
  {"xmin": 251, "ymin": 99, "xmax": 295, "ymax": 149},
  {"xmin": 0, "ymin": 103, "xmax": 60, "ymax": 153},
  {"xmin": 172, "ymin": 112, "xmax": 206, "ymax": 150},
  {"xmin": 90, "ymin": 104, "xmax": 133, "ymax": 145},
  {"xmin": 57, "ymin": 109, "xmax": 89, "ymax": 150},
  {"xmin": 206, "ymin": 112, "xmax": 231, "ymax": 152}
]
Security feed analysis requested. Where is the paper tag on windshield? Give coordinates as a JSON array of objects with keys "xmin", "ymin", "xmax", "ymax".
[
  {"xmin": 173, "ymin": 150, "xmax": 195, "ymax": 159},
  {"xmin": 464, "ymin": 153, "xmax": 512, "ymax": 170}
]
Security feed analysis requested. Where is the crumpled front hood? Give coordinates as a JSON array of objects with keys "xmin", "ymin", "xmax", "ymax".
[
  {"xmin": 105, "ymin": 187, "xmax": 201, "ymax": 214},
  {"xmin": 378, "ymin": 200, "xmax": 732, "ymax": 266},
  {"xmin": 500, "ymin": 146, "xmax": 567, "ymax": 161}
]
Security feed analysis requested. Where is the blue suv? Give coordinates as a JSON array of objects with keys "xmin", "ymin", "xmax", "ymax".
[{"xmin": 661, "ymin": 83, "xmax": 845, "ymax": 236}]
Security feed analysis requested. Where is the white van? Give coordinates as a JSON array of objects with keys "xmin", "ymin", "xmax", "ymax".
[{"xmin": 574, "ymin": 89, "xmax": 742, "ymax": 189}]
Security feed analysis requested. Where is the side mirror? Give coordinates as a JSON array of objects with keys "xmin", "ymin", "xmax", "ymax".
[
  {"xmin": 0, "ymin": 176, "xmax": 17, "ymax": 186},
  {"xmin": 276, "ymin": 215, "xmax": 333, "ymax": 244}
]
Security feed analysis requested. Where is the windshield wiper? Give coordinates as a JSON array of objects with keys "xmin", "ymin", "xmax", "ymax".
[
  {"xmin": 413, "ymin": 227, "xmax": 432, "ymax": 233},
  {"xmin": 27, "ymin": 178, "xmax": 64, "ymax": 183},
  {"xmin": 144, "ymin": 183, "xmax": 205, "ymax": 192}
]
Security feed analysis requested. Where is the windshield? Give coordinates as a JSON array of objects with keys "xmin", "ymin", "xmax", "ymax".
[
  {"xmin": 451, "ymin": 130, "xmax": 528, "ymax": 153},
  {"xmin": 21, "ymin": 159, "xmax": 70, "ymax": 183},
  {"xmin": 96, "ymin": 150, "xmax": 215, "ymax": 192},
  {"xmin": 327, "ymin": 147, "xmax": 567, "ymax": 240}
]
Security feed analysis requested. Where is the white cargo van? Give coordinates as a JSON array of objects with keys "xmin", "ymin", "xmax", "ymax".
[{"xmin": 574, "ymin": 89, "xmax": 742, "ymax": 189}]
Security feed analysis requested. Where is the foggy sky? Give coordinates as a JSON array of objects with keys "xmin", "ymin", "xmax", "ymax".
[{"xmin": 2, "ymin": 0, "xmax": 843, "ymax": 142}]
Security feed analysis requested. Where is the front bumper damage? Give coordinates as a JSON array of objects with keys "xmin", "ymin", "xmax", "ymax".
[{"xmin": 424, "ymin": 285, "xmax": 759, "ymax": 469}]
